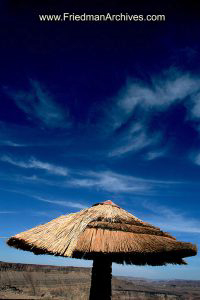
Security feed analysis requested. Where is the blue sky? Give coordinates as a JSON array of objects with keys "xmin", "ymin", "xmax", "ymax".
[{"xmin": 0, "ymin": 1, "xmax": 200, "ymax": 279}]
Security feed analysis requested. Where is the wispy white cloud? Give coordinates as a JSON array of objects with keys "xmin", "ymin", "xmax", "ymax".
[
  {"xmin": 67, "ymin": 170, "xmax": 160, "ymax": 193},
  {"xmin": 118, "ymin": 71, "xmax": 200, "ymax": 115},
  {"xmin": 30, "ymin": 210, "xmax": 64, "ymax": 218},
  {"xmin": 188, "ymin": 151, "xmax": 200, "ymax": 168},
  {"xmin": 1, "ymin": 155, "xmax": 68, "ymax": 176},
  {"xmin": 30, "ymin": 211, "xmax": 55, "ymax": 217},
  {"xmin": 0, "ymin": 185, "xmax": 87, "ymax": 210},
  {"xmin": 144, "ymin": 148, "xmax": 168, "ymax": 161},
  {"xmin": 5, "ymin": 80, "xmax": 70, "ymax": 129},
  {"xmin": 189, "ymin": 92, "xmax": 200, "ymax": 119},
  {"xmin": 0, "ymin": 121, "xmax": 72, "ymax": 148},
  {"xmin": 34, "ymin": 196, "xmax": 87, "ymax": 209},
  {"xmin": 192, "ymin": 152, "xmax": 200, "ymax": 166},
  {"xmin": 0, "ymin": 167, "xmax": 180, "ymax": 197},
  {"xmin": 0, "ymin": 211, "xmax": 17, "ymax": 214},
  {"xmin": 0, "ymin": 140, "xmax": 25, "ymax": 147},
  {"xmin": 108, "ymin": 69, "xmax": 200, "ymax": 158},
  {"xmin": 142, "ymin": 201, "xmax": 200, "ymax": 233},
  {"xmin": 109, "ymin": 130, "xmax": 160, "ymax": 157}
]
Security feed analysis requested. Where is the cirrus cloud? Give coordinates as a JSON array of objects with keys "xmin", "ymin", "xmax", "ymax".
[
  {"xmin": 106, "ymin": 69, "xmax": 200, "ymax": 159},
  {"xmin": 1, "ymin": 155, "xmax": 68, "ymax": 176},
  {"xmin": 4, "ymin": 80, "xmax": 71, "ymax": 129}
]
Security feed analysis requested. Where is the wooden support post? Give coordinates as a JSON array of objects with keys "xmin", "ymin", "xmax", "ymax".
[{"xmin": 89, "ymin": 257, "xmax": 112, "ymax": 300}]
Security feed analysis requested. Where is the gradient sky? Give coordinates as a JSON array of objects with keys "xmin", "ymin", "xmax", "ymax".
[{"xmin": 0, "ymin": 1, "xmax": 200, "ymax": 279}]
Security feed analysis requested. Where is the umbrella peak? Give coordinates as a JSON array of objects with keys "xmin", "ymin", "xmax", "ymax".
[
  {"xmin": 103, "ymin": 200, "xmax": 118, "ymax": 206},
  {"xmin": 92, "ymin": 200, "xmax": 120, "ymax": 207}
]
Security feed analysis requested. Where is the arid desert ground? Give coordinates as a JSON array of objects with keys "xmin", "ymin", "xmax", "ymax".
[{"xmin": 0, "ymin": 261, "xmax": 200, "ymax": 299}]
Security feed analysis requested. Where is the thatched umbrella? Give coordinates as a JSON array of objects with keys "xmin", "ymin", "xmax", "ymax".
[{"xmin": 7, "ymin": 200, "xmax": 197, "ymax": 300}]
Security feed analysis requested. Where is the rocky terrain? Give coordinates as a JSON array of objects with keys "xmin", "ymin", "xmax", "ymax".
[{"xmin": 0, "ymin": 261, "xmax": 200, "ymax": 299}]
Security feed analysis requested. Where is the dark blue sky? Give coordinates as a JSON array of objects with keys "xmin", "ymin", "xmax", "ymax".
[{"xmin": 0, "ymin": 1, "xmax": 200, "ymax": 279}]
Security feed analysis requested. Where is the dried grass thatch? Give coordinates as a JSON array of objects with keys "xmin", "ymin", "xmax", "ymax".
[{"xmin": 7, "ymin": 200, "xmax": 197, "ymax": 266}]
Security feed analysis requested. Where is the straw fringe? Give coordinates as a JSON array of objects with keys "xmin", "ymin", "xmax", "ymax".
[{"xmin": 75, "ymin": 228, "xmax": 196, "ymax": 255}]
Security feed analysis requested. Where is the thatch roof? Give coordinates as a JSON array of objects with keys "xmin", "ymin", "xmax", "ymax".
[{"xmin": 7, "ymin": 200, "xmax": 197, "ymax": 266}]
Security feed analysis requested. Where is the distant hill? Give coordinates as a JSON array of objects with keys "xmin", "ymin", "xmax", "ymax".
[{"xmin": 0, "ymin": 261, "xmax": 90, "ymax": 273}]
